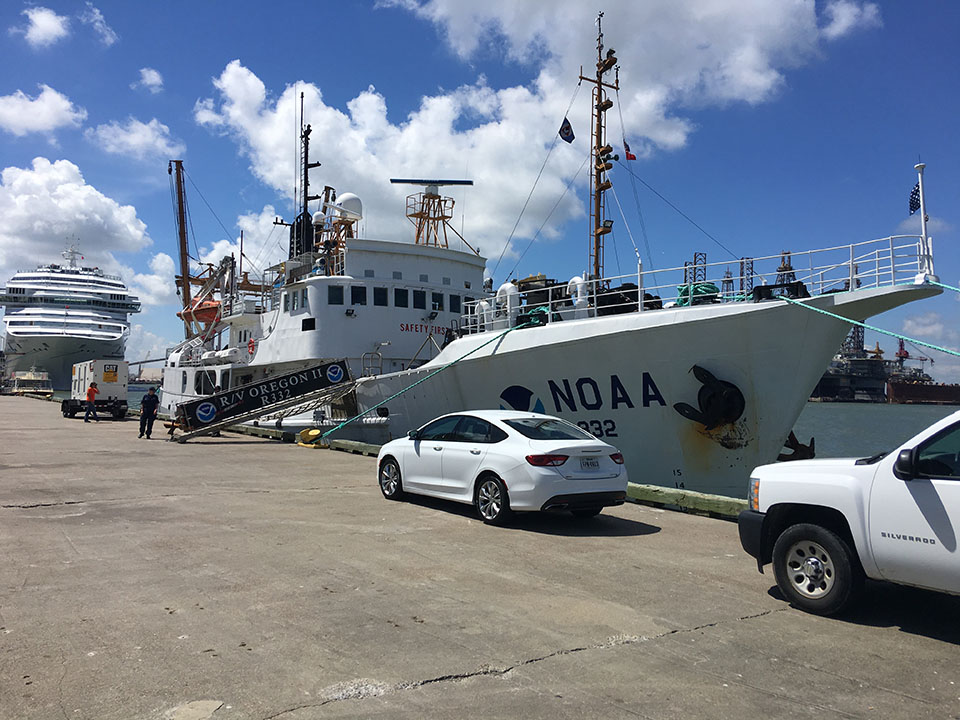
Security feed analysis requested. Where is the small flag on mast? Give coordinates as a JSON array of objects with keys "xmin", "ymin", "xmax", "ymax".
[
  {"xmin": 558, "ymin": 117, "xmax": 575, "ymax": 143},
  {"xmin": 623, "ymin": 141, "xmax": 636, "ymax": 161},
  {"xmin": 909, "ymin": 182, "xmax": 921, "ymax": 215}
]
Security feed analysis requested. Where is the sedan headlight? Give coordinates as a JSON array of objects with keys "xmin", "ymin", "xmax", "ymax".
[{"xmin": 748, "ymin": 477, "xmax": 760, "ymax": 512}]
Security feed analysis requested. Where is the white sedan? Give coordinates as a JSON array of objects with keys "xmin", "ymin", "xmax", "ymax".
[{"xmin": 377, "ymin": 410, "xmax": 629, "ymax": 524}]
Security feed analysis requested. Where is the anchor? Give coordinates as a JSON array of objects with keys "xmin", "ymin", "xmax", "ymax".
[{"xmin": 673, "ymin": 365, "xmax": 745, "ymax": 430}]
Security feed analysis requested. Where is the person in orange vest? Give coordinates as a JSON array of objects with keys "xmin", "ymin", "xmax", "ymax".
[{"xmin": 84, "ymin": 382, "xmax": 100, "ymax": 422}]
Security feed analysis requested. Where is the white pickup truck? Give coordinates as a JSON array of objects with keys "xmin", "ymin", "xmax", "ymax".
[{"xmin": 739, "ymin": 410, "xmax": 960, "ymax": 615}]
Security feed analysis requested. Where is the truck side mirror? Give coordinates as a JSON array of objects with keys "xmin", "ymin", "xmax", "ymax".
[
  {"xmin": 894, "ymin": 449, "xmax": 915, "ymax": 480},
  {"xmin": 407, "ymin": 429, "xmax": 420, "ymax": 441}
]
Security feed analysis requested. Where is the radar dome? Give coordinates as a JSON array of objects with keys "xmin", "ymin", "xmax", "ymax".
[{"xmin": 335, "ymin": 193, "xmax": 363, "ymax": 220}]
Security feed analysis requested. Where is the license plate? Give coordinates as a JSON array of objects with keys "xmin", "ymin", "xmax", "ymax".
[{"xmin": 580, "ymin": 457, "xmax": 600, "ymax": 470}]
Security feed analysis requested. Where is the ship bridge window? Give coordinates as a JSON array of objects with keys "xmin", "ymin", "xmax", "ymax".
[
  {"xmin": 443, "ymin": 277, "xmax": 451, "ymax": 286},
  {"xmin": 449, "ymin": 294, "xmax": 461, "ymax": 314},
  {"xmin": 392, "ymin": 271, "xmax": 402, "ymax": 280},
  {"xmin": 394, "ymin": 288, "xmax": 408, "ymax": 308},
  {"xmin": 464, "ymin": 281, "xmax": 472, "ymax": 289},
  {"xmin": 328, "ymin": 286, "xmax": 344, "ymax": 305},
  {"xmin": 364, "ymin": 269, "xmax": 375, "ymax": 278},
  {"xmin": 283, "ymin": 293, "xmax": 290, "ymax": 312},
  {"xmin": 195, "ymin": 372, "xmax": 215, "ymax": 395},
  {"xmin": 419, "ymin": 274, "xmax": 428, "ymax": 283},
  {"xmin": 351, "ymin": 286, "xmax": 367, "ymax": 306},
  {"xmin": 301, "ymin": 288, "xmax": 308, "ymax": 307},
  {"xmin": 181, "ymin": 371, "xmax": 187, "ymax": 393},
  {"xmin": 218, "ymin": 371, "xmax": 230, "ymax": 391},
  {"xmin": 432, "ymin": 292, "xmax": 444, "ymax": 312},
  {"xmin": 373, "ymin": 287, "xmax": 388, "ymax": 306},
  {"xmin": 292, "ymin": 291, "xmax": 299, "ymax": 311},
  {"xmin": 413, "ymin": 290, "xmax": 426, "ymax": 310}
]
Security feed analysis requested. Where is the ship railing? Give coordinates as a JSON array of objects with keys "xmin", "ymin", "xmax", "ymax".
[{"xmin": 460, "ymin": 235, "xmax": 927, "ymax": 334}]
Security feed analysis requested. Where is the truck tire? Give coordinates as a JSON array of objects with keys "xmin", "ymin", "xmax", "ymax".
[{"xmin": 772, "ymin": 523, "xmax": 863, "ymax": 616}]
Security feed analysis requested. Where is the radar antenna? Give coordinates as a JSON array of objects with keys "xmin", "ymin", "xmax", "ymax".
[{"xmin": 389, "ymin": 179, "xmax": 478, "ymax": 253}]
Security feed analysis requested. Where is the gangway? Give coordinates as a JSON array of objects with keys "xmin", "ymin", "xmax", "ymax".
[{"xmin": 171, "ymin": 360, "xmax": 354, "ymax": 442}]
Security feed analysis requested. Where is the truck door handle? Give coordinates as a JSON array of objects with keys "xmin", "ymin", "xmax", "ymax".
[
  {"xmin": 433, "ymin": 446, "xmax": 442, "ymax": 451},
  {"xmin": 470, "ymin": 449, "xmax": 481, "ymax": 455}
]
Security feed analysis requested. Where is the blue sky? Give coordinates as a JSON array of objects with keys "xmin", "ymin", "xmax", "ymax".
[{"xmin": 0, "ymin": 1, "xmax": 958, "ymax": 376}]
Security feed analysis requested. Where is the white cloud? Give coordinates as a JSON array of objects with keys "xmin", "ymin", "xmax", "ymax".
[
  {"xmin": 820, "ymin": 1, "xmax": 881, "ymax": 41},
  {"xmin": 896, "ymin": 214, "xmax": 952, "ymax": 236},
  {"xmin": 79, "ymin": 2, "xmax": 117, "ymax": 46},
  {"xmin": 902, "ymin": 312, "xmax": 960, "ymax": 348},
  {"xmin": 197, "ymin": 204, "xmax": 288, "ymax": 278},
  {"xmin": 0, "ymin": 85, "xmax": 87, "ymax": 137},
  {"xmin": 131, "ymin": 67, "xmax": 164, "ymax": 94},
  {"xmin": 9, "ymin": 6, "xmax": 69, "ymax": 48},
  {"xmin": 125, "ymin": 322, "xmax": 174, "ymax": 362},
  {"xmin": 130, "ymin": 253, "xmax": 178, "ymax": 306},
  {"xmin": 195, "ymin": 2, "xmax": 885, "ymax": 272},
  {"xmin": 0, "ymin": 158, "xmax": 150, "ymax": 297},
  {"xmin": 85, "ymin": 117, "xmax": 185, "ymax": 160}
]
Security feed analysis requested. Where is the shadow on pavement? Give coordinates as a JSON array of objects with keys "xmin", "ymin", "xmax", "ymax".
[
  {"xmin": 403, "ymin": 494, "xmax": 661, "ymax": 537},
  {"xmin": 766, "ymin": 581, "xmax": 960, "ymax": 645}
]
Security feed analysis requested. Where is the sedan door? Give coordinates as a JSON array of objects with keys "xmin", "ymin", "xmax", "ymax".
[
  {"xmin": 406, "ymin": 415, "xmax": 464, "ymax": 496},
  {"xmin": 438, "ymin": 416, "xmax": 502, "ymax": 499}
]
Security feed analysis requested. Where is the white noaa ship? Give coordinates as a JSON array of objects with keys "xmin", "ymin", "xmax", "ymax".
[
  {"xmin": 162, "ymin": 24, "xmax": 940, "ymax": 497},
  {"xmin": 0, "ymin": 247, "xmax": 141, "ymax": 390}
]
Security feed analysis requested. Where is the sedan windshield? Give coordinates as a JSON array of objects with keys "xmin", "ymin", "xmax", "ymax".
[{"xmin": 504, "ymin": 418, "xmax": 595, "ymax": 441}]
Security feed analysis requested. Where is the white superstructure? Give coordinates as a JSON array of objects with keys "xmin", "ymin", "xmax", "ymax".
[{"xmin": 0, "ymin": 248, "xmax": 141, "ymax": 389}]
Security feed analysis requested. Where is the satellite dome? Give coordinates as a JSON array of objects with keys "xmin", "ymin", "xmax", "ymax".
[{"xmin": 335, "ymin": 193, "xmax": 363, "ymax": 220}]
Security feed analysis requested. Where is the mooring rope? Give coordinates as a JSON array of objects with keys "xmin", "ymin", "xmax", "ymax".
[
  {"xmin": 319, "ymin": 309, "xmax": 547, "ymax": 440},
  {"xmin": 781, "ymin": 296, "xmax": 960, "ymax": 359}
]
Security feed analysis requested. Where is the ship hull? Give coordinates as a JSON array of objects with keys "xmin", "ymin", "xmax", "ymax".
[
  {"xmin": 887, "ymin": 381, "xmax": 960, "ymax": 405},
  {"xmin": 348, "ymin": 284, "xmax": 939, "ymax": 498},
  {"xmin": 3, "ymin": 334, "xmax": 126, "ymax": 390}
]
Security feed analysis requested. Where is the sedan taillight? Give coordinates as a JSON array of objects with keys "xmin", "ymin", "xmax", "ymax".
[
  {"xmin": 525, "ymin": 454, "xmax": 568, "ymax": 467},
  {"xmin": 610, "ymin": 453, "xmax": 624, "ymax": 464}
]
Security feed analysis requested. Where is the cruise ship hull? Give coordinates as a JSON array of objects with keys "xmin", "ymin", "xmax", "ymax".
[
  {"xmin": 348, "ymin": 284, "xmax": 939, "ymax": 498},
  {"xmin": 3, "ymin": 334, "xmax": 125, "ymax": 390}
]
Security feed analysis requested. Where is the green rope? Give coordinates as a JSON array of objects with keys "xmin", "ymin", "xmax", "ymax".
[
  {"xmin": 928, "ymin": 279, "xmax": 960, "ymax": 294},
  {"xmin": 781, "ymin": 296, "xmax": 960, "ymax": 359},
  {"xmin": 319, "ymin": 307, "xmax": 548, "ymax": 441}
]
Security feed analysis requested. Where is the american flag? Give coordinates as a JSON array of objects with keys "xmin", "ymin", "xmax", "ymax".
[{"xmin": 909, "ymin": 182, "xmax": 921, "ymax": 215}]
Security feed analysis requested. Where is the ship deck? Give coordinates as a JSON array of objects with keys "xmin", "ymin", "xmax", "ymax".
[{"xmin": 1, "ymin": 395, "xmax": 957, "ymax": 718}]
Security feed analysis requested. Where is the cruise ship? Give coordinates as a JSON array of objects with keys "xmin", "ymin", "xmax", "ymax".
[{"xmin": 0, "ymin": 248, "xmax": 141, "ymax": 390}]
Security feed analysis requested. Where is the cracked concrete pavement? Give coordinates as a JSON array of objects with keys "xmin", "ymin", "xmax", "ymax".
[{"xmin": 1, "ymin": 395, "xmax": 958, "ymax": 719}]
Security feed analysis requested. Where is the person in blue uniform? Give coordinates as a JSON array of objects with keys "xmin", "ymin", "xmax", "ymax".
[{"xmin": 139, "ymin": 387, "xmax": 160, "ymax": 439}]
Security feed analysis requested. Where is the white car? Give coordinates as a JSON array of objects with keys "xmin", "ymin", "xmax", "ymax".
[{"xmin": 377, "ymin": 410, "xmax": 629, "ymax": 524}]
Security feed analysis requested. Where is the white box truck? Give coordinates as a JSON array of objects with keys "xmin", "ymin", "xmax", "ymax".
[{"xmin": 61, "ymin": 360, "xmax": 129, "ymax": 419}]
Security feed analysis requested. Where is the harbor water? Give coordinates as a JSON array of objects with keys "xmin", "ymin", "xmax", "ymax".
[{"xmin": 793, "ymin": 401, "xmax": 959, "ymax": 459}]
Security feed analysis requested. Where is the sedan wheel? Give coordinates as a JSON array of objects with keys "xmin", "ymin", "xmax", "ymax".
[
  {"xmin": 378, "ymin": 458, "xmax": 405, "ymax": 500},
  {"xmin": 475, "ymin": 476, "xmax": 511, "ymax": 525}
]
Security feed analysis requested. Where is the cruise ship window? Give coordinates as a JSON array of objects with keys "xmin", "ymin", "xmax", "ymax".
[
  {"xmin": 351, "ymin": 286, "xmax": 367, "ymax": 305},
  {"xmin": 419, "ymin": 274, "xmax": 428, "ymax": 283},
  {"xmin": 432, "ymin": 292, "xmax": 444, "ymax": 312},
  {"xmin": 442, "ymin": 277, "xmax": 451, "ymax": 286},
  {"xmin": 392, "ymin": 271, "xmax": 402, "ymax": 280},
  {"xmin": 373, "ymin": 287, "xmax": 388, "ymax": 306},
  {"xmin": 450, "ymin": 294, "xmax": 461, "ymax": 314},
  {"xmin": 283, "ymin": 293, "xmax": 290, "ymax": 311},
  {"xmin": 328, "ymin": 286, "xmax": 344, "ymax": 305},
  {"xmin": 292, "ymin": 292, "xmax": 299, "ymax": 311},
  {"xmin": 301, "ymin": 288, "xmax": 308, "ymax": 306},
  {"xmin": 364, "ymin": 269, "xmax": 375, "ymax": 278},
  {"xmin": 394, "ymin": 288, "xmax": 409, "ymax": 308},
  {"xmin": 413, "ymin": 290, "xmax": 426, "ymax": 309}
]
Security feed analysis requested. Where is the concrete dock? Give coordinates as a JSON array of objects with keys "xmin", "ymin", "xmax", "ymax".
[{"xmin": 1, "ymin": 395, "xmax": 958, "ymax": 719}]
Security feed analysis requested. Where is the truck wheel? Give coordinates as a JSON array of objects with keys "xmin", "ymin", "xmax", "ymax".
[{"xmin": 772, "ymin": 523, "xmax": 863, "ymax": 616}]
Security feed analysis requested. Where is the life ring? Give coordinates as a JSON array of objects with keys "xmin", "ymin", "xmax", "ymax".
[{"xmin": 247, "ymin": 338, "xmax": 256, "ymax": 355}]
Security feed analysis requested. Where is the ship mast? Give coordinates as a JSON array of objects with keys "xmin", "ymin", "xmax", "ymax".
[
  {"xmin": 579, "ymin": 12, "xmax": 619, "ymax": 281},
  {"xmin": 169, "ymin": 159, "xmax": 192, "ymax": 338}
]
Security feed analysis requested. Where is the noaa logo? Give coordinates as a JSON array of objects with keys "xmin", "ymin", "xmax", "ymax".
[
  {"xmin": 195, "ymin": 402, "xmax": 218, "ymax": 424},
  {"xmin": 500, "ymin": 385, "xmax": 545, "ymax": 414},
  {"xmin": 326, "ymin": 364, "xmax": 344, "ymax": 383}
]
